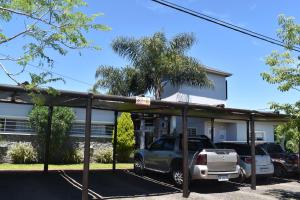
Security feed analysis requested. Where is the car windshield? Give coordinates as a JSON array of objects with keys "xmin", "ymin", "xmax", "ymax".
[
  {"xmin": 180, "ymin": 138, "xmax": 216, "ymax": 152},
  {"xmin": 266, "ymin": 144, "xmax": 284, "ymax": 153}
]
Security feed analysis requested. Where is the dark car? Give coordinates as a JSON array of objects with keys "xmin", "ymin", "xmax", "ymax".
[{"xmin": 257, "ymin": 143, "xmax": 299, "ymax": 177}]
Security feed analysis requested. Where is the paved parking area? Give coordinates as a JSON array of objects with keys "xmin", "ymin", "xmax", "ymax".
[{"xmin": 0, "ymin": 170, "xmax": 299, "ymax": 200}]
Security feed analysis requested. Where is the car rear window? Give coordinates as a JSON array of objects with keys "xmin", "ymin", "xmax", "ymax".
[
  {"xmin": 216, "ymin": 144, "xmax": 266, "ymax": 156},
  {"xmin": 266, "ymin": 144, "xmax": 284, "ymax": 154},
  {"xmin": 180, "ymin": 138, "xmax": 216, "ymax": 152}
]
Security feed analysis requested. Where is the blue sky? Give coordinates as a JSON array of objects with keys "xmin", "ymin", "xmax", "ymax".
[{"xmin": 0, "ymin": 0, "xmax": 299, "ymax": 110}]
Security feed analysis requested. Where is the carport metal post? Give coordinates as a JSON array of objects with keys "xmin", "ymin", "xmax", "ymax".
[
  {"xmin": 182, "ymin": 106, "xmax": 189, "ymax": 198},
  {"xmin": 246, "ymin": 120, "xmax": 250, "ymax": 145},
  {"xmin": 112, "ymin": 111, "xmax": 118, "ymax": 171},
  {"xmin": 210, "ymin": 118, "xmax": 214, "ymax": 142},
  {"xmin": 82, "ymin": 94, "xmax": 93, "ymax": 200},
  {"xmin": 250, "ymin": 114, "xmax": 256, "ymax": 190},
  {"xmin": 298, "ymin": 127, "xmax": 300, "ymax": 174},
  {"xmin": 44, "ymin": 106, "xmax": 53, "ymax": 173}
]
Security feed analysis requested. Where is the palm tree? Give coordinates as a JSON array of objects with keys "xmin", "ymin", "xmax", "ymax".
[
  {"xmin": 93, "ymin": 32, "xmax": 212, "ymax": 148},
  {"xmin": 109, "ymin": 32, "xmax": 211, "ymax": 99},
  {"xmin": 94, "ymin": 65, "xmax": 147, "ymax": 96}
]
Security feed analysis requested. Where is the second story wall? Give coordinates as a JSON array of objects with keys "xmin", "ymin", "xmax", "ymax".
[{"xmin": 161, "ymin": 72, "xmax": 229, "ymax": 105}]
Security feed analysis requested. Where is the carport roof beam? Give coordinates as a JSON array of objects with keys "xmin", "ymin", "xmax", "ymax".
[{"xmin": 0, "ymin": 84, "xmax": 289, "ymax": 123}]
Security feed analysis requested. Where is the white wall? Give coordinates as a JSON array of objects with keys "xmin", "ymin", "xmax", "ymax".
[
  {"xmin": 255, "ymin": 122, "xmax": 276, "ymax": 142},
  {"xmin": 161, "ymin": 73, "xmax": 228, "ymax": 104},
  {"xmin": 236, "ymin": 121, "xmax": 276, "ymax": 142},
  {"xmin": 236, "ymin": 122, "xmax": 247, "ymax": 141},
  {"xmin": 73, "ymin": 108, "xmax": 114, "ymax": 123},
  {"xmin": 175, "ymin": 117, "xmax": 205, "ymax": 135}
]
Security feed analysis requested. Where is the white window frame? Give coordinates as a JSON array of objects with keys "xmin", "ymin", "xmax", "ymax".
[
  {"xmin": 255, "ymin": 130, "xmax": 265, "ymax": 141},
  {"xmin": 187, "ymin": 127, "xmax": 197, "ymax": 136}
]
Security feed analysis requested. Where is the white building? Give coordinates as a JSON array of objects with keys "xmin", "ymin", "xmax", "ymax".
[{"xmin": 160, "ymin": 66, "xmax": 277, "ymax": 143}]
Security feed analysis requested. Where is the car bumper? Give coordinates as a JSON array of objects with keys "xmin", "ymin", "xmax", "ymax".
[
  {"xmin": 286, "ymin": 164, "xmax": 299, "ymax": 173},
  {"xmin": 191, "ymin": 165, "xmax": 240, "ymax": 180}
]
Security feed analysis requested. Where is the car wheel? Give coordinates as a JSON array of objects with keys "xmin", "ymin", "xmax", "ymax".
[
  {"xmin": 134, "ymin": 158, "xmax": 144, "ymax": 176},
  {"xmin": 274, "ymin": 165, "xmax": 287, "ymax": 178},
  {"xmin": 237, "ymin": 168, "xmax": 246, "ymax": 183},
  {"xmin": 172, "ymin": 168, "xmax": 184, "ymax": 187}
]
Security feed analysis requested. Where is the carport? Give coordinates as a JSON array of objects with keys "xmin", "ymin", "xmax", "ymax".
[{"xmin": 0, "ymin": 84, "xmax": 289, "ymax": 199}]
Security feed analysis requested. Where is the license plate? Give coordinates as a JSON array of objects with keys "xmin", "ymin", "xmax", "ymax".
[{"xmin": 218, "ymin": 175, "xmax": 229, "ymax": 181}]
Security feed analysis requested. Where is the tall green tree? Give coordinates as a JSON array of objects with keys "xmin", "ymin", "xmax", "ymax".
[
  {"xmin": 112, "ymin": 112, "xmax": 135, "ymax": 162},
  {"xmin": 94, "ymin": 32, "xmax": 211, "ymax": 99},
  {"xmin": 0, "ymin": 0, "xmax": 110, "ymax": 88},
  {"xmin": 261, "ymin": 15, "xmax": 300, "ymax": 152}
]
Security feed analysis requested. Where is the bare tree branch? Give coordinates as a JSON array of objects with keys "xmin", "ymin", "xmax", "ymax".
[
  {"xmin": 0, "ymin": 29, "xmax": 30, "ymax": 45},
  {"xmin": 0, "ymin": 63, "xmax": 21, "ymax": 85}
]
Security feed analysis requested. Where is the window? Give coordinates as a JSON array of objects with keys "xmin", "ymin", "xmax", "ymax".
[
  {"xmin": 249, "ymin": 131, "xmax": 265, "ymax": 141},
  {"xmin": 163, "ymin": 139, "xmax": 175, "ymax": 151},
  {"xmin": 266, "ymin": 143, "xmax": 284, "ymax": 154},
  {"xmin": 218, "ymin": 144, "xmax": 266, "ymax": 156},
  {"xmin": 0, "ymin": 118, "xmax": 4, "ymax": 132},
  {"xmin": 0, "ymin": 118, "xmax": 34, "ymax": 134},
  {"xmin": 180, "ymin": 138, "xmax": 215, "ymax": 152},
  {"xmin": 150, "ymin": 139, "xmax": 164, "ymax": 151},
  {"xmin": 69, "ymin": 122, "xmax": 113, "ymax": 136},
  {"xmin": 188, "ymin": 128, "xmax": 197, "ymax": 136},
  {"xmin": 255, "ymin": 131, "xmax": 265, "ymax": 141},
  {"xmin": 145, "ymin": 119, "xmax": 154, "ymax": 127}
]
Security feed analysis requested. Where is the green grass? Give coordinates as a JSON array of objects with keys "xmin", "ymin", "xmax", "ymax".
[{"xmin": 0, "ymin": 163, "xmax": 133, "ymax": 171}]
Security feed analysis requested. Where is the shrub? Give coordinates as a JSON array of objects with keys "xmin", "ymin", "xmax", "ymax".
[
  {"xmin": 29, "ymin": 106, "xmax": 75, "ymax": 163},
  {"xmin": 94, "ymin": 146, "xmax": 113, "ymax": 163},
  {"xmin": 8, "ymin": 142, "xmax": 37, "ymax": 164},
  {"xmin": 62, "ymin": 147, "xmax": 84, "ymax": 164},
  {"xmin": 112, "ymin": 112, "xmax": 135, "ymax": 162}
]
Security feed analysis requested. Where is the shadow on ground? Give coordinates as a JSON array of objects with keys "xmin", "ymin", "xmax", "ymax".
[
  {"xmin": 0, "ymin": 170, "xmax": 182, "ymax": 200},
  {"xmin": 264, "ymin": 189, "xmax": 300, "ymax": 200},
  {"xmin": 1, "ymin": 170, "xmax": 297, "ymax": 200},
  {"xmin": 0, "ymin": 171, "xmax": 81, "ymax": 200},
  {"xmin": 129, "ymin": 170, "xmax": 240, "ymax": 194},
  {"xmin": 66, "ymin": 170, "xmax": 181, "ymax": 199},
  {"xmin": 235, "ymin": 175, "xmax": 300, "ymax": 187}
]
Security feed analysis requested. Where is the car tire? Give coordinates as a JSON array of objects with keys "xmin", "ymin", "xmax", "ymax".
[
  {"xmin": 237, "ymin": 168, "xmax": 246, "ymax": 183},
  {"xmin": 134, "ymin": 158, "xmax": 144, "ymax": 176},
  {"xmin": 274, "ymin": 165, "xmax": 287, "ymax": 178},
  {"xmin": 172, "ymin": 168, "xmax": 184, "ymax": 187}
]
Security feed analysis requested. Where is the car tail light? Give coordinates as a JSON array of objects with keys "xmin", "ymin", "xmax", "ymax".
[
  {"xmin": 236, "ymin": 155, "xmax": 240, "ymax": 165},
  {"xmin": 242, "ymin": 156, "xmax": 252, "ymax": 164},
  {"xmin": 196, "ymin": 154, "xmax": 207, "ymax": 165}
]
